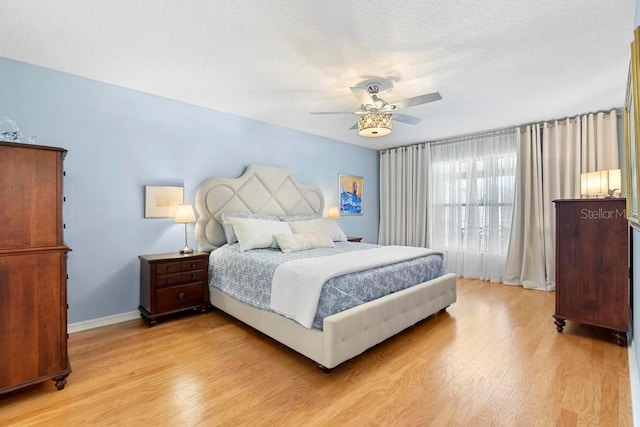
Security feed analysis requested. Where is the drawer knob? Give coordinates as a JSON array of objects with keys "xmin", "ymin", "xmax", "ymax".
[
  {"xmin": 167, "ymin": 278, "xmax": 172, "ymax": 284},
  {"xmin": 190, "ymin": 263, "xmax": 196, "ymax": 268},
  {"xmin": 177, "ymin": 292, "xmax": 185, "ymax": 300}
]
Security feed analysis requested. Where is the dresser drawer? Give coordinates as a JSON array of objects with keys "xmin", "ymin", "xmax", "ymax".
[
  {"xmin": 155, "ymin": 272, "xmax": 182, "ymax": 287},
  {"xmin": 180, "ymin": 270, "xmax": 205, "ymax": 283},
  {"xmin": 156, "ymin": 270, "xmax": 205, "ymax": 288},
  {"xmin": 181, "ymin": 258, "xmax": 205, "ymax": 271},
  {"xmin": 156, "ymin": 283, "xmax": 205, "ymax": 312},
  {"xmin": 156, "ymin": 262, "xmax": 182, "ymax": 275}
]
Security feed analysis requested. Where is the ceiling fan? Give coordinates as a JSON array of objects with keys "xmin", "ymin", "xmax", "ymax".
[{"xmin": 311, "ymin": 82, "xmax": 442, "ymax": 137}]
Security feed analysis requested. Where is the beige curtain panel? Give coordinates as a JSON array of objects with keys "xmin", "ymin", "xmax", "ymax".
[{"xmin": 504, "ymin": 110, "xmax": 619, "ymax": 290}]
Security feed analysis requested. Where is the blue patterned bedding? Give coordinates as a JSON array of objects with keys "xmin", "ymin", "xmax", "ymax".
[{"xmin": 209, "ymin": 242, "xmax": 445, "ymax": 330}]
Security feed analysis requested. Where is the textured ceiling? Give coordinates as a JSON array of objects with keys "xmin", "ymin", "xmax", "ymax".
[{"xmin": 0, "ymin": 1, "xmax": 636, "ymax": 150}]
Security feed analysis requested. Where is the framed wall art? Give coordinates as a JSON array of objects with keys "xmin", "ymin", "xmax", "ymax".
[
  {"xmin": 339, "ymin": 174, "xmax": 363, "ymax": 216},
  {"xmin": 144, "ymin": 185, "xmax": 184, "ymax": 218},
  {"xmin": 626, "ymin": 26, "xmax": 640, "ymax": 224}
]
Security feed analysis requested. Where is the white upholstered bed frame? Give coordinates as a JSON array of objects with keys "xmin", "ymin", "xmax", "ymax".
[{"xmin": 195, "ymin": 164, "xmax": 457, "ymax": 370}]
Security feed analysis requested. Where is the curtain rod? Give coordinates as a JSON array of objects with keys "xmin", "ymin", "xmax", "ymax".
[
  {"xmin": 515, "ymin": 108, "xmax": 623, "ymax": 131},
  {"xmin": 428, "ymin": 127, "xmax": 516, "ymax": 147},
  {"xmin": 381, "ymin": 107, "xmax": 623, "ymax": 153}
]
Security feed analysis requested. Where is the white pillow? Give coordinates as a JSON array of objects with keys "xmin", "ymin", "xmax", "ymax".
[
  {"xmin": 274, "ymin": 231, "xmax": 335, "ymax": 253},
  {"xmin": 277, "ymin": 213, "xmax": 321, "ymax": 222},
  {"xmin": 220, "ymin": 211, "xmax": 280, "ymax": 244},
  {"xmin": 229, "ymin": 217, "xmax": 292, "ymax": 252},
  {"xmin": 287, "ymin": 218, "xmax": 347, "ymax": 242}
]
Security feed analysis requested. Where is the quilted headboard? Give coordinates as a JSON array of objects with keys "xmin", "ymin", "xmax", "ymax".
[{"xmin": 194, "ymin": 164, "xmax": 325, "ymax": 251}]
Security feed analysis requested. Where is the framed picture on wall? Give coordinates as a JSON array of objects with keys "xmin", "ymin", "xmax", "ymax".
[
  {"xmin": 626, "ymin": 26, "xmax": 640, "ymax": 224},
  {"xmin": 144, "ymin": 185, "xmax": 184, "ymax": 218},
  {"xmin": 339, "ymin": 174, "xmax": 363, "ymax": 215}
]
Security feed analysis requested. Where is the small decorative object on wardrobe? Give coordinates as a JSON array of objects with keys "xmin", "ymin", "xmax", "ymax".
[
  {"xmin": 0, "ymin": 116, "xmax": 21, "ymax": 141},
  {"xmin": 0, "ymin": 116, "xmax": 37, "ymax": 143}
]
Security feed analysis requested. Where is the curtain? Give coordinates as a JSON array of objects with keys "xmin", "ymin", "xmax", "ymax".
[
  {"xmin": 378, "ymin": 144, "xmax": 429, "ymax": 246},
  {"xmin": 504, "ymin": 110, "xmax": 619, "ymax": 290},
  {"xmin": 429, "ymin": 131, "xmax": 517, "ymax": 282}
]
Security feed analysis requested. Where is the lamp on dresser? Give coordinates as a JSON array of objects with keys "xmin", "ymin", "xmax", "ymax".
[
  {"xmin": 580, "ymin": 169, "xmax": 622, "ymax": 198},
  {"xmin": 175, "ymin": 204, "xmax": 196, "ymax": 254}
]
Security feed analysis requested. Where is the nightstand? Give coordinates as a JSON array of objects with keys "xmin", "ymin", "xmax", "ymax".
[
  {"xmin": 346, "ymin": 236, "xmax": 362, "ymax": 242},
  {"xmin": 138, "ymin": 251, "xmax": 210, "ymax": 326}
]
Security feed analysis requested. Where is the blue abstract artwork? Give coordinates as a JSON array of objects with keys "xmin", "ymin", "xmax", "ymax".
[{"xmin": 339, "ymin": 174, "xmax": 363, "ymax": 215}]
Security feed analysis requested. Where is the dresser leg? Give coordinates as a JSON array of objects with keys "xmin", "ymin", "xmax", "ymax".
[
  {"xmin": 52, "ymin": 373, "xmax": 69, "ymax": 390},
  {"xmin": 141, "ymin": 313, "xmax": 157, "ymax": 326},
  {"xmin": 553, "ymin": 315, "xmax": 565, "ymax": 333},
  {"xmin": 139, "ymin": 307, "xmax": 157, "ymax": 326},
  {"xmin": 613, "ymin": 331, "xmax": 627, "ymax": 347}
]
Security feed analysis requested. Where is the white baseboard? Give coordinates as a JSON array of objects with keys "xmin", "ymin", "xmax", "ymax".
[
  {"xmin": 68, "ymin": 310, "xmax": 140, "ymax": 334},
  {"xmin": 629, "ymin": 338, "xmax": 640, "ymax": 427}
]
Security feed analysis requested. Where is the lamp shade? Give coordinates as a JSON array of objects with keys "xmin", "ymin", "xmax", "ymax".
[
  {"xmin": 358, "ymin": 113, "xmax": 392, "ymax": 137},
  {"xmin": 581, "ymin": 171, "xmax": 604, "ymax": 196},
  {"xmin": 580, "ymin": 169, "xmax": 622, "ymax": 197},
  {"xmin": 174, "ymin": 204, "xmax": 196, "ymax": 223},
  {"xmin": 327, "ymin": 205, "xmax": 341, "ymax": 219}
]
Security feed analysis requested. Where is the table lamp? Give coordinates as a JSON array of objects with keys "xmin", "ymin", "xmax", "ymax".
[{"xmin": 175, "ymin": 204, "xmax": 196, "ymax": 254}]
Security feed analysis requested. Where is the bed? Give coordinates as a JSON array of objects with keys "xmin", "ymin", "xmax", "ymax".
[{"xmin": 194, "ymin": 164, "xmax": 456, "ymax": 370}]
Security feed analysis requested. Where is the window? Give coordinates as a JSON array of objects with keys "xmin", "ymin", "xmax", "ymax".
[{"xmin": 429, "ymin": 132, "xmax": 516, "ymax": 281}]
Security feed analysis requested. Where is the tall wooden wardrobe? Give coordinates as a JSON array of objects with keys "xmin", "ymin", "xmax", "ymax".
[
  {"xmin": 553, "ymin": 198, "xmax": 629, "ymax": 346},
  {"xmin": 0, "ymin": 141, "xmax": 71, "ymax": 394}
]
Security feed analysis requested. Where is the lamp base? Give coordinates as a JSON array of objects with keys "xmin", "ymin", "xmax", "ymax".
[{"xmin": 180, "ymin": 246, "xmax": 194, "ymax": 255}]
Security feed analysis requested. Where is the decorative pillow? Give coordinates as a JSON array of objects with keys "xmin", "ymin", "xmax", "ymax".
[
  {"xmin": 220, "ymin": 211, "xmax": 280, "ymax": 244},
  {"xmin": 274, "ymin": 231, "xmax": 335, "ymax": 253},
  {"xmin": 277, "ymin": 213, "xmax": 321, "ymax": 222},
  {"xmin": 229, "ymin": 217, "xmax": 292, "ymax": 252},
  {"xmin": 287, "ymin": 218, "xmax": 347, "ymax": 242}
]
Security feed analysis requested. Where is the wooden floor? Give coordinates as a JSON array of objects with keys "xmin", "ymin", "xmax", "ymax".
[{"xmin": 0, "ymin": 278, "xmax": 633, "ymax": 426}]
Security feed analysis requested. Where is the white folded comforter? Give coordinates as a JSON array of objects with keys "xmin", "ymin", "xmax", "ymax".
[{"xmin": 269, "ymin": 245, "xmax": 438, "ymax": 328}]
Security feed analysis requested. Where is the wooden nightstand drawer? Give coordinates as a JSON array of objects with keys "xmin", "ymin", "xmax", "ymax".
[
  {"xmin": 181, "ymin": 259, "xmax": 205, "ymax": 271},
  {"xmin": 156, "ymin": 270, "xmax": 205, "ymax": 287},
  {"xmin": 156, "ymin": 262, "xmax": 182, "ymax": 275},
  {"xmin": 180, "ymin": 270, "xmax": 205, "ymax": 283},
  {"xmin": 156, "ymin": 272, "xmax": 182, "ymax": 287},
  {"xmin": 156, "ymin": 283, "xmax": 205, "ymax": 312},
  {"xmin": 138, "ymin": 252, "xmax": 211, "ymax": 326}
]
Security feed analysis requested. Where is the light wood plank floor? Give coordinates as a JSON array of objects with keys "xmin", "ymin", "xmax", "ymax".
[{"xmin": 0, "ymin": 278, "xmax": 632, "ymax": 426}]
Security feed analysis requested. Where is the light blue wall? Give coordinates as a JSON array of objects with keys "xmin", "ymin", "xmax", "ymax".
[{"xmin": 0, "ymin": 57, "xmax": 380, "ymax": 323}]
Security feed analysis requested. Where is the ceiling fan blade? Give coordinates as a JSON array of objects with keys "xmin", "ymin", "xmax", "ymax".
[
  {"xmin": 310, "ymin": 111, "xmax": 355, "ymax": 115},
  {"xmin": 391, "ymin": 92, "xmax": 442, "ymax": 110},
  {"xmin": 392, "ymin": 113, "xmax": 422, "ymax": 125},
  {"xmin": 350, "ymin": 87, "xmax": 374, "ymax": 105}
]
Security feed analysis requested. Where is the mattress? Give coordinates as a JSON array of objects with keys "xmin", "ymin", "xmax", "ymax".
[{"xmin": 209, "ymin": 242, "xmax": 446, "ymax": 330}]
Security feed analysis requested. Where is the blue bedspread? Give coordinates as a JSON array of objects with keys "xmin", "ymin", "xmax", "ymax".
[{"xmin": 209, "ymin": 242, "xmax": 445, "ymax": 330}]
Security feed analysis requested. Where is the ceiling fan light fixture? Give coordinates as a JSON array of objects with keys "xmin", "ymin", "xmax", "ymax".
[{"xmin": 358, "ymin": 113, "xmax": 392, "ymax": 137}]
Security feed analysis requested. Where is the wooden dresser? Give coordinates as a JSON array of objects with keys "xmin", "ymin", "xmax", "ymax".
[
  {"xmin": 0, "ymin": 141, "xmax": 71, "ymax": 394},
  {"xmin": 138, "ymin": 252, "xmax": 210, "ymax": 326},
  {"xmin": 553, "ymin": 198, "xmax": 628, "ymax": 345}
]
